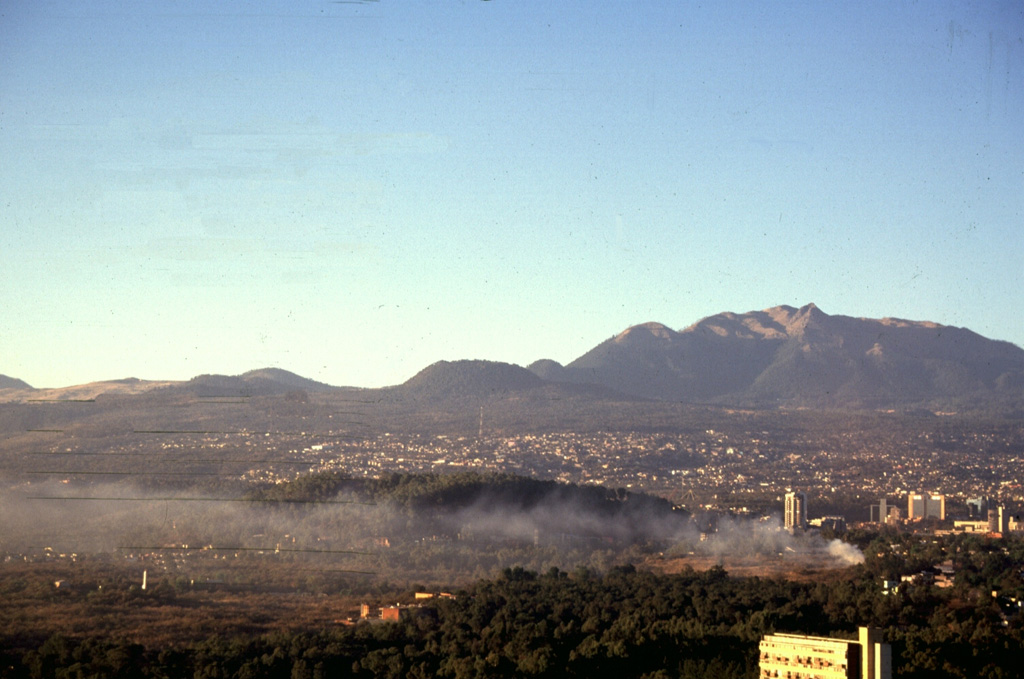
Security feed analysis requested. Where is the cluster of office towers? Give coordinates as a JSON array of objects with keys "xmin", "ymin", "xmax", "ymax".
[
  {"xmin": 871, "ymin": 494, "xmax": 945, "ymax": 524},
  {"xmin": 790, "ymin": 491, "xmax": 1015, "ymax": 534}
]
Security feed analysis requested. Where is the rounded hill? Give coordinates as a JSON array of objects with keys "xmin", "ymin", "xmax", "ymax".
[
  {"xmin": 526, "ymin": 359, "xmax": 568, "ymax": 381},
  {"xmin": 400, "ymin": 360, "xmax": 544, "ymax": 400},
  {"xmin": 186, "ymin": 368, "xmax": 335, "ymax": 397}
]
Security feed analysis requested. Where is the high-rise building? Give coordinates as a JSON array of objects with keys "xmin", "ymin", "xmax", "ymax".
[
  {"xmin": 870, "ymin": 499, "xmax": 889, "ymax": 524},
  {"xmin": 988, "ymin": 507, "xmax": 1008, "ymax": 534},
  {"xmin": 784, "ymin": 491, "xmax": 807, "ymax": 532},
  {"xmin": 759, "ymin": 626, "xmax": 892, "ymax": 679},
  {"xmin": 870, "ymin": 499, "xmax": 900, "ymax": 525},
  {"xmin": 906, "ymin": 493, "xmax": 945, "ymax": 521}
]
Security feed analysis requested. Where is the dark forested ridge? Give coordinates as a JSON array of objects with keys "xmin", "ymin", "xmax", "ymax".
[{"xmin": 248, "ymin": 471, "xmax": 675, "ymax": 520}]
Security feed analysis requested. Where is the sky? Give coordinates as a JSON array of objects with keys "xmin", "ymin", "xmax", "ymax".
[{"xmin": 1, "ymin": 1, "xmax": 1022, "ymax": 389}]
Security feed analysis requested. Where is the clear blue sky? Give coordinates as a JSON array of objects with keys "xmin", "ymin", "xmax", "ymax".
[{"xmin": 2, "ymin": 1, "xmax": 1022, "ymax": 388}]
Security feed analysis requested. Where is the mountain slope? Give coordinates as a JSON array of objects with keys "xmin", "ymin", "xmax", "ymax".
[
  {"xmin": 0, "ymin": 375, "xmax": 32, "ymax": 390},
  {"xmin": 558, "ymin": 304, "xmax": 1024, "ymax": 411},
  {"xmin": 182, "ymin": 368, "xmax": 336, "ymax": 397}
]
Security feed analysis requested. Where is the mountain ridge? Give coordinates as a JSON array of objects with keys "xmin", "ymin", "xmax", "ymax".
[
  {"xmin": 2, "ymin": 304, "xmax": 1022, "ymax": 413},
  {"xmin": 545, "ymin": 303, "xmax": 1024, "ymax": 411},
  {"xmin": 184, "ymin": 368, "xmax": 336, "ymax": 397}
]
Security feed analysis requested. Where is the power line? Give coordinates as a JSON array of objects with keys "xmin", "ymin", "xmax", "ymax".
[
  {"xmin": 27, "ymin": 471, "xmax": 223, "ymax": 477},
  {"xmin": 28, "ymin": 452, "xmax": 327, "ymax": 464},
  {"xmin": 25, "ymin": 495, "xmax": 376, "ymax": 505},
  {"xmin": 132, "ymin": 430, "xmax": 370, "ymax": 438},
  {"xmin": 119, "ymin": 545, "xmax": 373, "ymax": 556}
]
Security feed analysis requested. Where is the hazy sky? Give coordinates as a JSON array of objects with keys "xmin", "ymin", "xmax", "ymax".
[{"xmin": 2, "ymin": 1, "xmax": 1022, "ymax": 388}]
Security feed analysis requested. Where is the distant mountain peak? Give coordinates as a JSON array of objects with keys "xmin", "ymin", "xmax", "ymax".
[
  {"xmin": 614, "ymin": 322, "xmax": 680, "ymax": 343},
  {"xmin": 242, "ymin": 367, "xmax": 309, "ymax": 382},
  {"xmin": 684, "ymin": 305, "xmax": 820, "ymax": 341},
  {"xmin": 765, "ymin": 301, "xmax": 821, "ymax": 320},
  {"xmin": 564, "ymin": 304, "xmax": 1024, "ymax": 412},
  {"xmin": 741, "ymin": 303, "xmax": 827, "ymax": 338}
]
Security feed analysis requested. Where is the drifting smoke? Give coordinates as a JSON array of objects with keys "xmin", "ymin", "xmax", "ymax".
[
  {"xmin": 0, "ymin": 481, "xmax": 378, "ymax": 556},
  {"xmin": 439, "ymin": 493, "xmax": 679, "ymax": 545},
  {"xmin": 0, "ymin": 479, "xmax": 863, "ymax": 578},
  {"xmin": 684, "ymin": 514, "xmax": 865, "ymax": 566},
  {"xmin": 826, "ymin": 537, "xmax": 865, "ymax": 565},
  {"xmin": 425, "ymin": 492, "xmax": 864, "ymax": 568}
]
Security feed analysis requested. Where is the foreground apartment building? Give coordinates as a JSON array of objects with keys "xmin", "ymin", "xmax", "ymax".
[{"xmin": 759, "ymin": 627, "xmax": 891, "ymax": 679}]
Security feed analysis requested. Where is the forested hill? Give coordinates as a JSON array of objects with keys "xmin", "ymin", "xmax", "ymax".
[
  {"xmin": 249, "ymin": 471, "xmax": 680, "ymax": 539},
  {"xmin": 9, "ymin": 541, "xmax": 1024, "ymax": 679}
]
